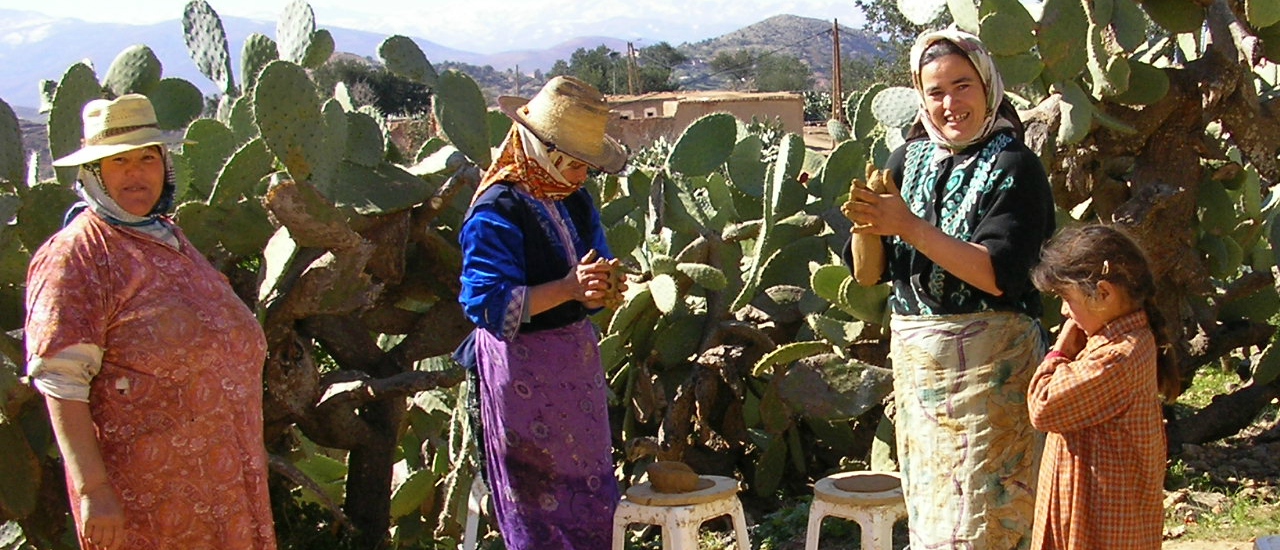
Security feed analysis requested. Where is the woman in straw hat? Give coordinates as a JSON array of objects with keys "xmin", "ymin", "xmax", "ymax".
[
  {"xmin": 841, "ymin": 30, "xmax": 1054, "ymax": 548},
  {"xmin": 24, "ymin": 94, "xmax": 276, "ymax": 550},
  {"xmin": 458, "ymin": 76, "xmax": 628, "ymax": 549}
]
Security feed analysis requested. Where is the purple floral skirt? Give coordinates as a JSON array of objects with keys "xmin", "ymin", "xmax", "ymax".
[{"xmin": 474, "ymin": 319, "xmax": 618, "ymax": 549}]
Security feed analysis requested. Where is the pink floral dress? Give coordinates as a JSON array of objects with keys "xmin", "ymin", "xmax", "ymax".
[{"xmin": 25, "ymin": 212, "xmax": 276, "ymax": 549}]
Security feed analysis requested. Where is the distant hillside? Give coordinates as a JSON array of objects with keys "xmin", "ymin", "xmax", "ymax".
[
  {"xmin": 678, "ymin": 15, "xmax": 884, "ymax": 90},
  {"xmin": 0, "ymin": 10, "xmax": 886, "ymax": 115}
]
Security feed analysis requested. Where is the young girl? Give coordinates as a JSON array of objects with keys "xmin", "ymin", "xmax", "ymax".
[{"xmin": 1027, "ymin": 224, "xmax": 1180, "ymax": 550}]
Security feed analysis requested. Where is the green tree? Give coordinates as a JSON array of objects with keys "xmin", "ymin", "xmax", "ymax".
[
  {"xmin": 634, "ymin": 42, "xmax": 688, "ymax": 93},
  {"xmin": 708, "ymin": 49, "xmax": 757, "ymax": 90},
  {"xmin": 754, "ymin": 53, "xmax": 813, "ymax": 92},
  {"xmin": 549, "ymin": 45, "xmax": 625, "ymax": 94}
]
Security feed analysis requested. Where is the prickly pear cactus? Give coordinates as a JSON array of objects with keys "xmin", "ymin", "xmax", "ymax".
[
  {"xmin": 433, "ymin": 70, "xmax": 490, "ymax": 168},
  {"xmin": 101, "ymin": 44, "xmax": 163, "ymax": 98},
  {"xmin": 182, "ymin": 0, "xmax": 237, "ymax": 95},
  {"xmin": 303, "ymin": 29, "xmax": 335, "ymax": 69},
  {"xmin": 254, "ymin": 60, "xmax": 332, "ymax": 186},
  {"xmin": 379, "ymin": 35, "xmax": 439, "ymax": 87},
  {"xmin": 277, "ymin": 0, "xmax": 317, "ymax": 66},
  {"xmin": 666, "ymin": 112, "xmax": 737, "ymax": 177},
  {"xmin": 241, "ymin": 33, "xmax": 280, "ymax": 93},
  {"xmin": 48, "ymin": 63, "xmax": 102, "ymax": 186},
  {"xmin": 869, "ymin": 87, "xmax": 919, "ymax": 130},
  {"xmin": 0, "ymin": 99, "xmax": 23, "ymax": 189},
  {"xmin": 150, "ymin": 78, "xmax": 205, "ymax": 130}
]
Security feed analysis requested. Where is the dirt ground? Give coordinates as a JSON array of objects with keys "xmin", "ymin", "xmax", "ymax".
[{"xmin": 1164, "ymin": 542, "xmax": 1257, "ymax": 549}]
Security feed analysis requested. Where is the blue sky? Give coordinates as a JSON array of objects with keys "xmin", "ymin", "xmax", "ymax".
[{"xmin": 2, "ymin": 0, "xmax": 867, "ymax": 53}]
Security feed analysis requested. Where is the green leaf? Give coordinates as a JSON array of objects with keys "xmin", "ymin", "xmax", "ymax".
[
  {"xmin": 666, "ymin": 113, "xmax": 737, "ymax": 177},
  {"xmin": 840, "ymin": 277, "xmax": 891, "ymax": 325},
  {"xmin": 379, "ymin": 35, "xmax": 439, "ymax": 86},
  {"xmin": 948, "ymin": 0, "xmax": 982, "ymax": 33},
  {"xmin": 1053, "ymin": 80, "xmax": 1095, "ymax": 146},
  {"xmin": 753, "ymin": 433, "xmax": 787, "ymax": 497},
  {"xmin": 434, "ymin": 70, "xmax": 490, "ymax": 168},
  {"xmin": 777, "ymin": 355, "xmax": 894, "ymax": 420},
  {"xmin": 1038, "ymin": 0, "xmax": 1090, "ymax": 82},
  {"xmin": 978, "ymin": 11, "xmax": 1037, "ymax": 56},
  {"xmin": 820, "ymin": 140, "xmax": 867, "ymax": 205},
  {"xmin": 650, "ymin": 273, "xmax": 680, "ymax": 314},
  {"xmin": 870, "ymin": 87, "xmax": 919, "ymax": 129},
  {"xmin": 675, "ymin": 262, "xmax": 727, "ymax": 290},
  {"xmin": 0, "ymin": 101, "xmax": 23, "ymax": 191},
  {"xmin": 390, "ymin": 468, "xmax": 437, "ymax": 519},
  {"xmin": 150, "ymin": 78, "xmax": 205, "ymax": 131},
  {"xmin": 1140, "ymin": 0, "xmax": 1205, "ymax": 34},
  {"xmin": 810, "ymin": 264, "xmax": 852, "ymax": 303},
  {"xmin": 753, "ymin": 341, "xmax": 831, "ymax": 377},
  {"xmin": 851, "ymin": 84, "xmax": 886, "ymax": 140},
  {"xmin": 807, "ymin": 313, "xmax": 866, "ymax": 349},
  {"xmin": 993, "ymin": 52, "xmax": 1044, "ymax": 87},
  {"xmin": 1110, "ymin": 61, "xmax": 1169, "ymax": 106},
  {"xmin": 899, "ymin": 0, "xmax": 948, "ymax": 26},
  {"xmin": 0, "ymin": 420, "xmax": 40, "ymax": 518},
  {"xmin": 15, "ymin": 183, "xmax": 77, "ymax": 252},
  {"xmin": 727, "ymin": 135, "xmax": 766, "ymax": 198},
  {"xmin": 1249, "ymin": 0, "xmax": 1280, "ymax": 28},
  {"xmin": 209, "ymin": 138, "xmax": 273, "ymax": 205}
]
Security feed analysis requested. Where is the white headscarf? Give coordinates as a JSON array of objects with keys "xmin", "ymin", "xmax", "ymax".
[{"xmin": 909, "ymin": 29, "xmax": 1015, "ymax": 150}]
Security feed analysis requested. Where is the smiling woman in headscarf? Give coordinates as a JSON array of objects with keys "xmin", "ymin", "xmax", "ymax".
[
  {"xmin": 25, "ymin": 94, "xmax": 276, "ymax": 550},
  {"xmin": 840, "ymin": 29, "xmax": 1056, "ymax": 549},
  {"xmin": 457, "ymin": 76, "xmax": 628, "ymax": 550}
]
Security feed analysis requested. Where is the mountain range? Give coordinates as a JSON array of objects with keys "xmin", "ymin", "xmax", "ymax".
[{"xmin": 0, "ymin": 9, "xmax": 884, "ymax": 115}]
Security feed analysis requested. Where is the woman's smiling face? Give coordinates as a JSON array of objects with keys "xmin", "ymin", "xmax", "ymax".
[{"xmin": 919, "ymin": 53, "xmax": 988, "ymax": 145}]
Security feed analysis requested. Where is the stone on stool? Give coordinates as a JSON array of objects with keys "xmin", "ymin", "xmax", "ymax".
[{"xmin": 612, "ymin": 475, "xmax": 750, "ymax": 550}]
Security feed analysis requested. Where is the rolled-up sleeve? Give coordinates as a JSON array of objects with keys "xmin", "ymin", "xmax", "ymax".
[
  {"xmin": 459, "ymin": 205, "xmax": 529, "ymax": 339},
  {"xmin": 27, "ymin": 343, "xmax": 104, "ymax": 402},
  {"xmin": 24, "ymin": 223, "xmax": 112, "ymax": 401}
]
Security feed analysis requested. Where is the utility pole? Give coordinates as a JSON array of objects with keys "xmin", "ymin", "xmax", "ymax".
[
  {"xmin": 832, "ymin": 19, "xmax": 844, "ymax": 123},
  {"xmin": 626, "ymin": 42, "xmax": 639, "ymax": 95},
  {"xmin": 514, "ymin": 65, "xmax": 521, "ymax": 96}
]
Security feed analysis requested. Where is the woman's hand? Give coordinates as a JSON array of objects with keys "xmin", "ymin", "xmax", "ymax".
[
  {"xmin": 570, "ymin": 257, "xmax": 613, "ymax": 308},
  {"xmin": 1054, "ymin": 317, "xmax": 1087, "ymax": 359},
  {"xmin": 843, "ymin": 176, "xmax": 923, "ymax": 239},
  {"xmin": 80, "ymin": 483, "xmax": 124, "ymax": 550}
]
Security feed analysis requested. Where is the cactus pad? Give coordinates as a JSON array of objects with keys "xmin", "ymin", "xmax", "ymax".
[
  {"xmin": 102, "ymin": 44, "xmax": 163, "ymax": 97},
  {"xmin": 277, "ymin": 0, "xmax": 316, "ymax": 66},
  {"xmin": 379, "ymin": 35, "xmax": 438, "ymax": 86},
  {"xmin": 150, "ymin": 78, "xmax": 204, "ymax": 130},
  {"xmin": 182, "ymin": 0, "xmax": 236, "ymax": 95},
  {"xmin": 870, "ymin": 87, "xmax": 919, "ymax": 129}
]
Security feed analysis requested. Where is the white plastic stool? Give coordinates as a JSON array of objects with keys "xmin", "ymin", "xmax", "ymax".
[
  {"xmin": 461, "ymin": 476, "xmax": 490, "ymax": 550},
  {"xmin": 805, "ymin": 471, "xmax": 906, "ymax": 550},
  {"xmin": 1257, "ymin": 536, "xmax": 1280, "ymax": 549},
  {"xmin": 612, "ymin": 475, "xmax": 750, "ymax": 550}
]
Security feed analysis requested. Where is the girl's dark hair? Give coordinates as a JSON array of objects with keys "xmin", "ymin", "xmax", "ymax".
[
  {"xmin": 1031, "ymin": 224, "xmax": 1181, "ymax": 401},
  {"xmin": 905, "ymin": 38, "xmax": 1026, "ymax": 142}
]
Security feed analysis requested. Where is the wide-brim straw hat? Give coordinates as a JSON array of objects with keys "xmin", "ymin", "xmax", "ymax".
[
  {"xmin": 497, "ymin": 76, "xmax": 627, "ymax": 174},
  {"xmin": 52, "ymin": 93, "xmax": 184, "ymax": 167}
]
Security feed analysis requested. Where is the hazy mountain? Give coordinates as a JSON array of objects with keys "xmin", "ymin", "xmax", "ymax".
[
  {"xmin": 0, "ymin": 8, "xmax": 496, "ymax": 110},
  {"xmin": 679, "ymin": 15, "xmax": 883, "ymax": 90},
  {"xmin": 0, "ymin": 9, "xmax": 884, "ymax": 116}
]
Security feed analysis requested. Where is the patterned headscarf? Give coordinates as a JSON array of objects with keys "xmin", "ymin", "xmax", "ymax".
[
  {"xmin": 473, "ymin": 124, "xmax": 586, "ymax": 204},
  {"xmin": 909, "ymin": 29, "xmax": 1014, "ymax": 150}
]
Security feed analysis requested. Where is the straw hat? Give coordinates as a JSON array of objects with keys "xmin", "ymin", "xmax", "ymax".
[
  {"xmin": 497, "ymin": 76, "xmax": 627, "ymax": 173},
  {"xmin": 52, "ymin": 94, "xmax": 182, "ymax": 167}
]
